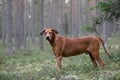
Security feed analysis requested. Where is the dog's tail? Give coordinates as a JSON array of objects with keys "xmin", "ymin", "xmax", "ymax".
[{"xmin": 98, "ymin": 38, "xmax": 111, "ymax": 58}]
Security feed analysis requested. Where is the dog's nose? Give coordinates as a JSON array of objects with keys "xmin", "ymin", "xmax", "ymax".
[{"xmin": 46, "ymin": 37, "xmax": 50, "ymax": 40}]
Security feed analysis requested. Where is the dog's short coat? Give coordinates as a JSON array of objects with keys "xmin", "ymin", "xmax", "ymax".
[{"xmin": 40, "ymin": 28, "xmax": 111, "ymax": 70}]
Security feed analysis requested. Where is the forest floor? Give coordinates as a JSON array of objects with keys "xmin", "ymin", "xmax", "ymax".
[{"xmin": 0, "ymin": 35, "xmax": 120, "ymax": 80}]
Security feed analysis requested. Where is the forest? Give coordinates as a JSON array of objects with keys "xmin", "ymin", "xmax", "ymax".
[{"xmin": 0, "ymin": 0, "xmax": 120, "ymax": 80}]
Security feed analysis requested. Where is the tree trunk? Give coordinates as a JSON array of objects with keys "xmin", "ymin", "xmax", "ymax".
[
  {"xmin": 6, "ymin": 0, "xmax": 13, "ymax": 54},
  {"xmin": 13, "ymin": 0, "xmax": 24, "ymax": 50},
  {"xmin": 59, "ymin": 0, "xmax": 69, "ymax": 36},
  {"xmin": 1, "ymin": 0, "xmax": 6, "ymax": 44},
  {"xmin": 49, "ymin": 0, "xmax": 60, "ymax": 30},
  {"xmin": 39, "ymin": 0, "xmax": 44, "ymax": 51},
  {"xmin": 95, "ymin": 0, "xmax": 102, "ymax": 36},
  {"xmin": 31, "ymin": 0, "xmax": 35, "ymax": 43},
  {"xmin": 70, "ymin": 0, "xmax": 79, "ymax": 37},
  {"xmin": 19, "ymin": 0, "xmax": 24, "ymax": 48},
  {"xmin": 102, "ymin": 20, "xmax": 113, "ymax": 42},
  {"xmin": 69, "ymin": 0, "xmax": 74, "ymax": 37},
  {"xmin": 13, "ymin": 0, "xmax": 19, "ymax": 50},
  {"xmin": 23, "ymin": 0, "xmax": 27, "ymax": 49},
  {"xmin": 77, "ymin": 0, "xmax": 83, "ymax": 36}
]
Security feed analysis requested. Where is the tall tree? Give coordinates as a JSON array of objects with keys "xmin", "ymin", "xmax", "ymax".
[
  {"xmin": 39, "ymin": 0, "xmax": 44, "ymax": 50},
  {"xmin": 69, "ymin": 0, "xmax": 74, "ymax": 37},
  {"xmin": 13, "ymin": 0, "xmax": 24, "ymax": 50},
  {"xmin": 23, "ymin": 0, "xmax": 27, "ymax": 49},
  {"xmin": 60, "ymin": 0, "xmax": 69, "ymax": 36},
  {"xmin": 95, "ymin": 0, "xmax": 120, "ymax": 39},
  {"xmin": 83, "ymin": 0, "xmax": 89, "ymax": 26},
  {"xmin": 1, "ymin": 0, "xmax": 6, "ymax": 44},
  {"xmin": 76, "ymin": 0, "xmax": 83, "ymax": 36},
  {"xmin": 101, "ymin": 0, "xmax": 113, "ymax": 41},
  {"xmin": 49, "ymin": 0, "xmax": 60, "ymax": 30},
  {"xmin": 27, "ymin": 0, "xmax": 35, "ymax": 47},
  {"xmin": 30, "ymin": 0, "xmax": 35, "ymax": 43},
  {"xmin": 94, "ymin": 0, "xmax": 102, "ymax": 36},
  {"xmin": 27, "ymin": 0, "xmax": 32, "ymax": 49},
  {"xmin": 70, "ymin": 0, "xmax": 80, "ymax": 37},
  {"xmin": 6, "ymin": 0, "xmax": 13, "ymax": 54},
  {"xmin": 59, "ymin": 0, "xmax": 65, "ymax": 35},
  {"xmin": 19, "ymin": 0, "xmax": 25, "ymax": 48}
]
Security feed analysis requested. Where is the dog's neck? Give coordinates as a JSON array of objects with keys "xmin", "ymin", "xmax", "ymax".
[{"xmin": 48, "ymin": 34, "xmax": 57, "ymax": 47}]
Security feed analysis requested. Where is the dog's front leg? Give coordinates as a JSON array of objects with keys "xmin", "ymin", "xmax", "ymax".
[{"xmin": 56, "ymin": 56, "xmax": 62, "ymax": 70}]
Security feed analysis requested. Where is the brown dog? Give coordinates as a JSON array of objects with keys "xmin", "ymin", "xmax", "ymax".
[{"xmin": 40, "ymin": 28, "xmax": 111, "ymax": 70}]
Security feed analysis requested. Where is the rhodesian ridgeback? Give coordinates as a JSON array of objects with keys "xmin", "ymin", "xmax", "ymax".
[{"xmin": 40, "ymin": 28, "xmax": 111, "ymax": 70}]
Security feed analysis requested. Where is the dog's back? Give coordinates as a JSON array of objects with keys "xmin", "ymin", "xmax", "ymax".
[{"xmin": 61, "ymin": 36, "xmax": 100, "ymax": 57}]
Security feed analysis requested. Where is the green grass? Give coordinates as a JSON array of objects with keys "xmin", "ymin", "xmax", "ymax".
[{"xmin": 0, "ymin": 37, "xmax": 120, "ymax": 80}]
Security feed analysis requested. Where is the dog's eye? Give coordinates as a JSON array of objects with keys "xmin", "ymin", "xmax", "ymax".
[
  {"xmin": 49, "ymin": 32, "xmax": 52, "ymax": 34},
  {"xmin": 44, "ymin": 32, "xmax": 47, "ymax": 34}
]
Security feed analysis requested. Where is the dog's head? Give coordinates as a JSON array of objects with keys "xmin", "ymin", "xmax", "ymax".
[{"xmin": 40, "ymin": 28, "xmax": 58, "ymax": 41}]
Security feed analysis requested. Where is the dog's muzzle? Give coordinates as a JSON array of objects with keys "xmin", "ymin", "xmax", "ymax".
[{"xmin": 46, "ymin": 37, "xmax": 50, "ymax": 41}]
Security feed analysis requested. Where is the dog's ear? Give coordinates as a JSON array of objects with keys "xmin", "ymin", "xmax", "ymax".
[
  {"xmin": 51, "ymin": 29, "xmax": 58, "ymax": 34},
  {"xmin": 40, "ymin": 29, "xmax": 45, "ymax": 35}
]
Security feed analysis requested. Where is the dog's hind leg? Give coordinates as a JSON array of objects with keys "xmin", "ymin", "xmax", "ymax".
[
  {"xmin": 88, "ymin": 51, "xmax": 97, "ymax": 68},
  {"xmin": 92, "ymin": 51, "xmax": 105, "ymax": 69}
]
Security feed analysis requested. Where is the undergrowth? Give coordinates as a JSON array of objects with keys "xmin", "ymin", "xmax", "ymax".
[{"xmin": 0, "ymin": 36, "xmax": 120, "ymax": 80}]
